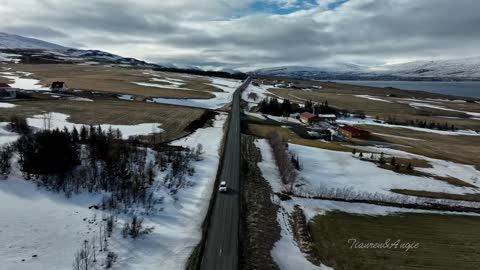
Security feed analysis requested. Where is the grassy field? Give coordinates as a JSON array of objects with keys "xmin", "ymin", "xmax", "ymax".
[
  {"xmin": 2, "ymin": 64, "xmax": 219, "ymax": 99},
  {"xmin": 1, "ymin": 96, "xmax": 206, "ymax": 142},
  {"xmin": 309, "ymin": 211, "xmax": 480, "ymax": 270}
]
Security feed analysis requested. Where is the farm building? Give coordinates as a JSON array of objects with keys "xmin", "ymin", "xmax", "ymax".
[
  {"xmin": 0, "ymin": 83, "xmax": 17, "ymax": 99},
  {"xmin": 339, "ymin": 125, "xmax": 370, "ymax": 138},
  {"xmin": 51, "ymin": 81, "xmax": 67, "ymax": 91},
  {"xmin": 299, "ymin": 112, "xmax": 320, "ymax": 124}
]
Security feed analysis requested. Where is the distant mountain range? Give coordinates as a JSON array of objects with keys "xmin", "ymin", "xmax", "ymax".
[
  {"xmin": 0, "ymin": 32, "xmax": 155, "ymax": 67},
  {"xmin": 252, "ymin": 58, "xmax": 480, "ymax": 81},
  {"xmin": 1, "ymin": 33, "xmax": 480, "ymax": 81}
]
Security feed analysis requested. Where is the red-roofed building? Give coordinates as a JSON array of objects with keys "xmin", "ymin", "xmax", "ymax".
[
  {"xmin": 299, "ymin": 112, "xmax": 320, "ymax": 124},
  {"xmin": 339, "ymin": 125, "xmax": 370, "ymax": 138}
]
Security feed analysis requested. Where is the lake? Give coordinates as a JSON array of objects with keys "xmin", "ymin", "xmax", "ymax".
[{"xmin": 333, "ymin": 80, "xmax": 480, "ymax": 98}]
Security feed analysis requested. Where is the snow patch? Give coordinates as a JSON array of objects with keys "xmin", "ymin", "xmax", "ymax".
[
  {"xmin": 0, "ymin": 71, "xmax": 50, "ymax": 91},
  {"xmin": 27, "ymin": 112, "xmax": 163, "ymax": 140},
  {"xmin": 0, "ymin": 102, "xmax": 16, "ymax": 108},
  {"xmin": 147, "ymin": 77, "xmax": 240, "ymax": 109},
  {"xmin": 355, "ymin": 94, "xmax": 392, "ymax": 103}
]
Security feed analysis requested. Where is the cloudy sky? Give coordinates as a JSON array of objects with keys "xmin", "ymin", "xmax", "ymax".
[{"xmin": 0, "ymin": 0, "xmax": 479, "ymax": 70}]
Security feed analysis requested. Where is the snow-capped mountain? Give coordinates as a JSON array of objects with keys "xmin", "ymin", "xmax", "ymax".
[
  {"xmin": 0, "ymin": 32, "xmax": 156, "ymax": 67},
  {"xmin": 0, "ymin": 32, "xmax": 69, "ymax": 51},
  {"xmin": 253, "ymin": 58, "xmax": 480, "ymax": 81},
  {"xmin": 377, "ymin": 57, "xmax": 480, "ymax": 79}
]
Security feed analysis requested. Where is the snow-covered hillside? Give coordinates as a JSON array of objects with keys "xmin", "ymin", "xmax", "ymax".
[
  {"xmin": 378, "ymin": 57, "xmax": 480, "ymax": 79},
  {"xmin": 0, "ymin": 33, "xmax": 154, "ymax": 67},
  {"xmin": 0, "ymin": 32, "xmax": 69, "ymax": 51},
  {"xmin": 253, "ymin": 57, "xmax": 480, "ymax": 81}
]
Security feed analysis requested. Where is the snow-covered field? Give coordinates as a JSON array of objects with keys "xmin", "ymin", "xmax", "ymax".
[
  {"xmin": 288, "ymin": 143, "xmax": 478, "ymax": 197},
  {"xmin": 254, "ymin": 139, "xmax": 330, "ymax": 270},
  {"xmin": 0, "ymin": 176, "xmax": 104, "ymax": 270},
  {"xmin": 0, "ymin": 71, "xmax": 50, "ymax": 91},
  {"xmin": 0, "ymin": 113, "xmax": 227, "ymax": 270},
  {"xmin": 351, "ymin": 145, "xmax": 480, "ymax": 188},
  {"xmin": 253, "ymin": 138, "xmax": 480, "ymax": 270},
  {"xmin": 26, "ymin": 112, "xmax": 163, "ymax": 140},
  {"xmin": 147, "ymin": 77, "xmax": 240, "ymax": 109}
]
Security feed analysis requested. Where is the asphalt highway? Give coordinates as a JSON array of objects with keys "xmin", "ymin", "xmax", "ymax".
[{"xmin": 199, "ymin": 78, "xmax": 250, "ymax": 270}]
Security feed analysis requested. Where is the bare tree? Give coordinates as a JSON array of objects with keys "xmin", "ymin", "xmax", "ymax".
[
  {"xmin": 266, "ymin": 131, "xmax": 298, "ymax": 191},
  {"xmin": 0, "ymin": 145, "xmax": 13, "ymax": 178},
  {"xmin": 72, "ymin": 240, "xmax": 95, "ymax": 270}
]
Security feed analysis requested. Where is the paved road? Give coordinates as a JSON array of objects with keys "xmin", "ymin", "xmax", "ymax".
[{"xmin": 199, "ymin": 78, "xmax": 251, "ymax": 270}]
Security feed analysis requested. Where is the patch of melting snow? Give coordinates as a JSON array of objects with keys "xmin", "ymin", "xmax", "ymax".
[
  {"xmin": 408, "ymin": 102, "xmax": 480, "ymax": 118},
  {"xmin": 147, "ymin": 77, "xmax": 240, "ymax": 109},
  {"xmin": 354, "ymin": 94, "xmax": 393, "ymax": 103},
  {"xmin": 27, "ymin": 112, "xmax": 163, "ymax": 139},
  {"xmin": 372, "ymin": 132, "xmax": 425, "ymax": 141},
  {"xmin": 118, "ymin": 94, "xmax": 134, "ymax": 101},
  {"xmin": 133, "ymin": 81, "xmax": 192, "ymax": 90},
  {"xmin": 0, "ymin": 102, "xmax": 16, "ymax": 108},
  {"xmin": 66, "ymin": 97, "xmax": 93, "ymax": 102},
  {"xmin": 0, "ymin": 71, "xmax": 50, "ymax": 91}
]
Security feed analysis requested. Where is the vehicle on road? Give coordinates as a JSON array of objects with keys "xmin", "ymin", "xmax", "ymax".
[{"xmin": 219, "ymin": 181, "xmax": 227, "ymax": 192}]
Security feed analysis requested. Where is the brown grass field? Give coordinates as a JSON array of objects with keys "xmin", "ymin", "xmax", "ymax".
[
  {"xmin": 1, "ymin": 96, "xmax": 205, "ymax": 142},
  {"xmin": 1, "ymin": 64, "xmax": 222, "ymax": 99},
  {"xmin": 309, "ymin": 211, "xmax": 480, "ymax": 270}
]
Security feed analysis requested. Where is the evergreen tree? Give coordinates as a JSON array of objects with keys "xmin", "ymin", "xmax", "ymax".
[{"xmin": 390, "ymin": 156, "xmax": 396, "ymax": 166}]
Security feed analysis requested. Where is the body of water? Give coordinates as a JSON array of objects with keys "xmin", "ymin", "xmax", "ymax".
[{"xmin": 333, "ymin": 80, "xmax": 480, "ymax": 98}]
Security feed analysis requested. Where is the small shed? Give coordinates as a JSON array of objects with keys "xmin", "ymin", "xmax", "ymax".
[{"xmin": 51, "ymin": 81, "xmax": 67, "ymax": 91}]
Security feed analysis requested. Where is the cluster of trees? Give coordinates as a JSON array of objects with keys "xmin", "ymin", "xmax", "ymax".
[
  {"xmin": 247, "ymin": 92, "xmax": 258, "ymax": 101},
  {"xmin": 121, "ymin": 215, "xmax": 153, "ymax": 239},
  {"xmin": 304, "ymin": 100, "xmax": 334, "ymax": 115},
  {"xmin": 10, "ymin": 120, "xmax": 202, "ymax": 212},
  {"xmin": 153, "ymin": 67, "xmax": 248, "ymax": 80},
  {"xmin": 258, "ymin": 98, "xmax": 295, "ymax": 116},
  {"xmin": 266, "ymin": 131, "xmax": 299, "ymax": 191},
  {"xmin": 257, "ymin": 97, "xmax": 365, "ymax": 119},
  {"xmin": 16, "ymin": 128, "xmax": 80, "ymax": 177},
  {"xmin": 352, "ymin": 149, "xmax": 413, "ymax": 171},
  {"xmin": 385, "ymin": 116, "xmax": 456, "ymax": 131}
]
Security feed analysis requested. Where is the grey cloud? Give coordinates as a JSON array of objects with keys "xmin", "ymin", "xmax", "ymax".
[{"xmin": 0, "ymin": 0, "xmax": 479, "ymax": 70}]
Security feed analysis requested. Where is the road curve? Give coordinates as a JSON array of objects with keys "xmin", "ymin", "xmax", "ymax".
[{"xmin": 199, "ymin": 78, "xmax": 251, "ymax": 270}]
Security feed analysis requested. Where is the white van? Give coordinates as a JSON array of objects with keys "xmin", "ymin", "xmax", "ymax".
[{"xmin": 219, "ymin": 181, "xmax": 227, "ymax": 192}]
